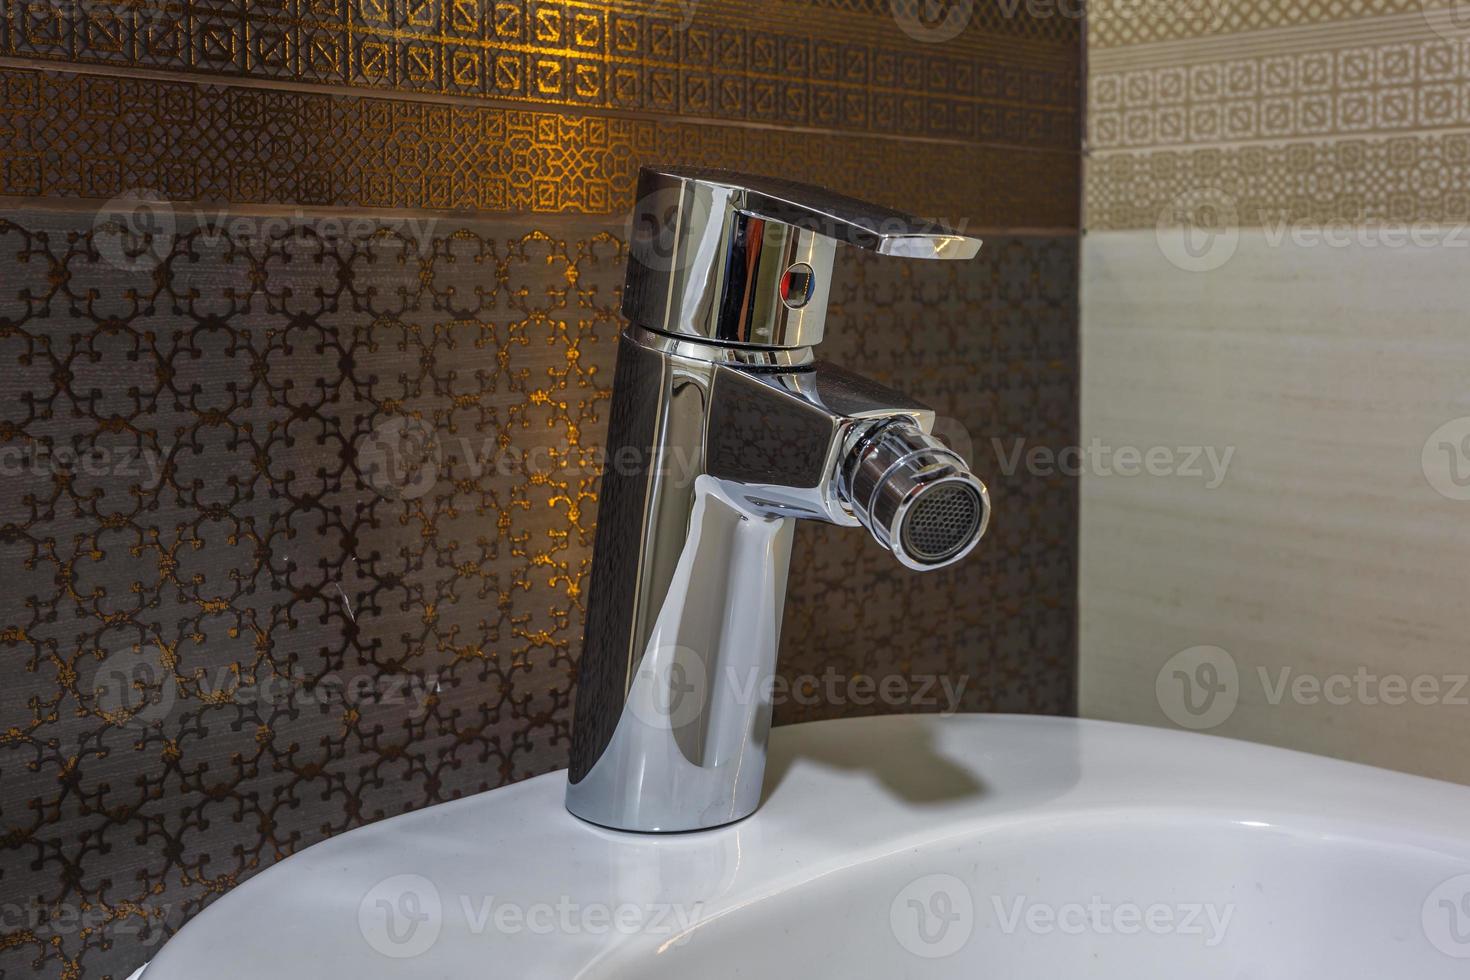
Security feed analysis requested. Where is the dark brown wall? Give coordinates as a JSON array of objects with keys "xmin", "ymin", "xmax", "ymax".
[{"xmin": 0, "ymin": 2, "xmax": 1080, "ymax": 976}]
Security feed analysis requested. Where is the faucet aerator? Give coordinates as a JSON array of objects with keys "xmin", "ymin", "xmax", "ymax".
[{"xmin": 843, "ymin": 418, "xmax": 990, "ymax": 571}]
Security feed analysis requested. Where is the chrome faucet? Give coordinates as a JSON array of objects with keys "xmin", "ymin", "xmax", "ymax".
[{"xmin": 565, "ymin": 167, "xmax": 990, "ymax": 832}]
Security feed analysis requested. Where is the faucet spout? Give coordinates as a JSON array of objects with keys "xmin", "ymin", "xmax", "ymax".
[{"xmin": 567, "ymin": 473, "xmax": 793, "ymax": 832}]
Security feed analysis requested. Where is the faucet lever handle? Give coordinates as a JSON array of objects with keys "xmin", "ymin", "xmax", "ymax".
[
  {"xmin": 623, "ymin": 166, "xmax": 983, "ymax": 349},
  {"xmin": 656, "ymin": 167, "xmax": 982, "ymax": 260}
]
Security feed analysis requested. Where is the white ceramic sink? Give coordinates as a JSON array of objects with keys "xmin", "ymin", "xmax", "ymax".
[{"xmin": 137, "ymin": 714, "xmax": 1470, "ymax": 978}]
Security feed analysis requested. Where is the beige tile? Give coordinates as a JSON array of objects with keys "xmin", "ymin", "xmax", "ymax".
[{"xmin": 1080, "ymin": 229, "xmax": 1470, "ymax": 784}]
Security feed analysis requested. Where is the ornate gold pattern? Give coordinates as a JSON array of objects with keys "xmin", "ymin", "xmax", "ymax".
[
  {"xmin": 0, "ymin": 66, "xmax": 1079, "ymax": 225},
  {"xmin": 0, "ymin": 212, "xmax": 1077, "ymax": 977},
  {"xmin": 782, "ymin": 0, "xmax": 1079, "ymax": 43},
  {"xmin": 1, "ymin": 0, "xmax": 1079, "ymax": 146}
]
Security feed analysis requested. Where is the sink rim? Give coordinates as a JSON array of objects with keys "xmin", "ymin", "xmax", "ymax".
[{"xmin": 138, "ymin": 713, "xmax": 1470, "ymax": 979}]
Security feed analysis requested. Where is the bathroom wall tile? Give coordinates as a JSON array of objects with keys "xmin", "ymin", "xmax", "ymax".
[
  {"xmin": 0, "ymin": 210, "xmax": 1080, "ymax": 978},
  {"xmin": 1080, "ymin": 230, "xmax": 1470, "ymax": 785},
  {"xmin": 0, "ymin": 0, "xmax": 1080, "ymax": 149},
  {"xmin": 1090, "ymin": 0, "xmax": 1464, "ymax": 47},
  {"xmin": 0, "ymin": 66, "xmax": 1079, "ymax": 228},
  {"xmin": 1088, "ymin": 20, "xmax": 1470, "ymax": 227},
  {"xmin": 0, "ymin": 3, "xmax": 1083, "ymax": 976},
  {"xmin": 1084, "ymin": 0, "xmax": 1470, "ymax": 793},
  {"xmin": 1086, "ymin": 131, "xmax": 1470, "ymax": 229}
]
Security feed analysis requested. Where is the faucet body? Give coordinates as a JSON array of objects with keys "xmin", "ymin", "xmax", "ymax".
[{"xmin": 566, "ymin": 168, "xmax": 989, "ymax": 832}]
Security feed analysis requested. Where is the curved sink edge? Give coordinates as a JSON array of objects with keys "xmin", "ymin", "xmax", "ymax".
[{"xmin": 138, "ymin": 713, "xmax": 1470, "ymax": 980}]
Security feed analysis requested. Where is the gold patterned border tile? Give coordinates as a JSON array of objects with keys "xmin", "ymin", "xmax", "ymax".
[
  {"xmin": 769, "ymin": 0, "xmax": 1080, "ymax": 46},
  {"xmin": 1084, "ymin": 131, "xmax": 1470, "ymax": 229},
  {"xmin": 1088, "ymin": 0, "xmax": 1464, "ymax": 49},
  {"xmin": 0, "ymin": 67, "xmax": 1080, "ymax": 225},
  {"xmin": 0, "ymin": 0, "xmax": 1081, "ymax": 147},
  {"xmin": 1089, "ymin": 22, "xmax": 1470, "ymax": 149}
]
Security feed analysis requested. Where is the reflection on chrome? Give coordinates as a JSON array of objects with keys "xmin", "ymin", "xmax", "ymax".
[{"xmin": 566, "ymin": 167, "xmax": 991, "ymax": 833}]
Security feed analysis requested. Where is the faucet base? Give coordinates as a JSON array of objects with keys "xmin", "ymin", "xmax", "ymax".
[{"xmin": 566, "ymin": 479, "xmax": 793, "ymax": 833}]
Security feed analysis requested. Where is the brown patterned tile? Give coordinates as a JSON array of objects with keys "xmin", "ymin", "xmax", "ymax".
[
  {"xmin": 0, "ymin": 0, "xmax": 1081, "ymax": 975},
  {"xmin": 0, "ymin": 67, "xmax": 1080, "ymax": 226},
  {"xmin": 2, "ymin": 0, "xmax": 1081, "ymax": 147},
  {"xmin": 0, "ymin": 210, "xmax": 1077, "ymax": 977}
]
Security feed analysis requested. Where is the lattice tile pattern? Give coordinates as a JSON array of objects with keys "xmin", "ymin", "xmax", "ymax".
[
  {"xmin": 1090, "ymin": 36, "xmax": 1470, "ymax": 150},
  {"xmin": 0, "ymin": 212, "xmax": 1078, "ymax": 979}
]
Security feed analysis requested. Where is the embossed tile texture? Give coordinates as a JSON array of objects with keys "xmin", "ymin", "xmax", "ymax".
[
  {"xmin": 1087, "ymin": 133, "xmax": 1470, "ymax": 228},
  {"xmin": 1082, "ymin": 0, "xmax": 1470, "ymax": 788},
  {"xmin": 0, "ymin": 211, "xmax": 1078, "ymax": 978},
  {"xmin": 1, "ymin": 1, "xmax": 1083, "ymax": 974},
  {"xmin": 0, "ymin": 66, "xmax": 1079, "ymax": 225},
  {"xmin": 1085, "ymin": 0, "xmax": 1470, "ymax": 228},
  {"xmin": 0, "ymin": 0, "xmax": 1079, "ymax": 146},
  {"xmin": 1089, "ymin": 37, "xmax": 1470, "ymax": 151}
]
